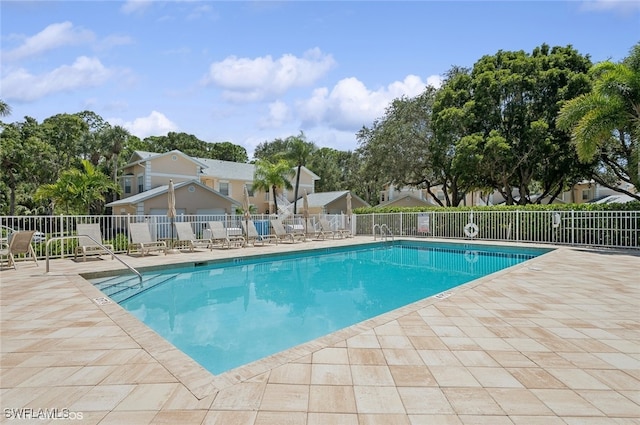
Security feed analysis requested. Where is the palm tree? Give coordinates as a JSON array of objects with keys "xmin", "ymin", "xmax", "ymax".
[
  {"xmin": 285, "ymin": 132, "xmax": 316, "ymax": 214},
  {"xmin": 558, "ymin": 43, "xmax": 640, "ymax": 198},
  {"xmin": 253, "ymin": 159, "xmax": 294, "ymax": 215},
  {"xmin": 35, "ymin": 159, "xmax": 120, "ymax": 214},
  {"xmin": 0, "ymin": 99, "xmax": 11, "ymax": 117}
]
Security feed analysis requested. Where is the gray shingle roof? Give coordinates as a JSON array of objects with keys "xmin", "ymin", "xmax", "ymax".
[{"xmin": 106, "ymin": 179, "xmax": 240, "ymax": 207}]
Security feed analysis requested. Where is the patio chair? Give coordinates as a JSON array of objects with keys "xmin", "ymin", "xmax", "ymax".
[
  {"xmin": 270, "ymin": 219, "xmax": 305, "ymax": 243},
  {"xmin": 74, "ymin": 223, "xmax": 114, "ymax": 262},
  {"xmin": 208, "ymin": 221, "xmax": 245, "ymax": 249},
  {"xmin": 0, "ymin": 230, "xmax": 38, "ymax": 269},
  {"xmin": 241, "ymin": 220, "xmax": 278, "ymax": 246},
  {"xmin": 174, "ymin": 222, "xmax": 212, "ymax": 251},
  {"xmin": 320, "ymin": 217, "xmax": 350, "ymax": 238},
  {"xmin": 305, "ymin": 218, "xmax": 327, "ymax": 240},
  {"xmin": 127, "ymin": 222, "xmax": 167, "ymax": 256}
]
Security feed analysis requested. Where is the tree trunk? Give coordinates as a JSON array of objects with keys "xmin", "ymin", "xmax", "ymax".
[
  {"xmin": 272, "ymin": 185, "xmax": 279, "ymax": 215},
  {"xmin": 294, "ymin": 164, "xmax": 302, "ymax": 214}
]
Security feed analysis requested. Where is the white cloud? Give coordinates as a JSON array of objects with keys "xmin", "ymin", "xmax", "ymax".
[
  {"xmin": 2, "ymin": 21, "xmax": 94, "ymax": 62},
  {"xmin": 96, "ymin": 34, "xmax": 134, "ymax": 51},
  {"xmin": 204, "ymin": 48, "xmax": 336, "ymax": 102},
  {"xmin": 297, "ymin": 74, "xmax": 432, "ymax": 131},
  {"xmin": 258, "ymin": 100, "xmax": 291, "ymax": 129},
  {"xmin": 111, "ymin": 111, "xmax": 179, "ymax": 139},
  {"xmin": 581, "ymin": 0, "xmax": 640, "ymax": 14},
  {"xmin": 426, "ymin": 75, "xmax": 443, "ymax": 89},
  {"xmin": 121, "ymin": 0, "xmax": 153, "ymax": 14},
  {"xmin": 1, "ymin": 56, "xmax": 115, "ymax": 102}
]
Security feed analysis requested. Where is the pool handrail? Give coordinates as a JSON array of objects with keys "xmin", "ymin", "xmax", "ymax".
[
  {"xmin": 46, "ymin": 235, "xmax": 142, "ymax": 283},
  {"xmin": 373, "ymin": 223, "xmax": 394, "ymax": 241}
]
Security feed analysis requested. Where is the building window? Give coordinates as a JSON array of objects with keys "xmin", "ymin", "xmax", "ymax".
[
  {"xmin": 437, "ymin": 191, "xmax": 445, "ymax": 201},
  {"xmin": 137, "ymin": 175, "xmax": 143, "ymax": 193},
  {"xmin": 124, "ymin": 177, "xmax": 132, "ymax": 194},
  {"xmin": 245, "ymin": 184, "xmax": 254, "ymax": 197},
  {"xmin": 219, "ymin": 182, "xmax": 229, "ymax": 196},
  {"xmin": 582, "ymin": 189, "xmax": 590, "ymax": 200}
]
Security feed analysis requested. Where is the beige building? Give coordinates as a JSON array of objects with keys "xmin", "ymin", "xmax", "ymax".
[{"xmin": 108, "ymin": 150, "xmax": 321, "ymax": 215}]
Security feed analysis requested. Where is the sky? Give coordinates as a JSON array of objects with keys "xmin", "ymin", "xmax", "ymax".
[{"xmin": 1, "ymin": 1, "xmax": 639, "ymax": 159}]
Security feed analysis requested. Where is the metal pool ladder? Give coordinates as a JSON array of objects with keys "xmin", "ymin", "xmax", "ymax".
[{"xmin": 373, "ymin": 224, "xmax": 394, "ymax": 241}]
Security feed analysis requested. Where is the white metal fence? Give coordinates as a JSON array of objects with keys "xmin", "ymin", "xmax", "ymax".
[
  {"xmin": 357, "ymin": 210, "xmax": 640, "ymax": 249},
  {"xmin": 1, "ymin": 209, "xmax": 638, "ymax": 262}
]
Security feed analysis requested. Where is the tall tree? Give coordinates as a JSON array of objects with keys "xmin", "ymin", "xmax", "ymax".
[
  {"xmin": 253, "ymin": 138, "xmax": 289, "ymax": 162},
  {"xmin": 448, "ymin": 44, "xmax": 593, "ymax": 204},
  {"xmin": 558, "ymin": 43, "xmax": 640, "ymax": 200},
  {"xmin": 0, "ymin": 99, "xmax": 11, "ymax": 117},
  {"xmin": 358, "ymin": 87, "xmax": 459, "ymax": 204},
  {"xmin": 252, "ymin": 159, "xmax": 294, "ymax": 215},
  {"xmin": 0, "ymin": 118, "xmax": 54, "ymax": 214},
  {"xmin": 285, "ymin": 132, "xmax": 316, "ymax": 213},
  {"xmin": 41, "ymin": 113, "xmax": 89, "ymax": 175},
  {"xmin": 209, "ymin": 141, "xmax": 249, "ymax": 162}
]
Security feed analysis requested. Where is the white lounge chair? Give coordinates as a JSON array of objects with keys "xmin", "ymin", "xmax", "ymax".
[
  {"xmin": 127, "ymin": 222, "xmax": 167, "ymax": 256},
  {"xmin": 208, "ymin": 221, "xmax": 245, "ymax": 249},
  {"xmin": 174, "ymin": 222, "xmax": 212, "ymax": 251},
  {"xmin": 320, "ymin": 217, "xmax": 350, "ymax": 238},
  {"xmin": 75, "ymin": 223, "xmax": 114, "ymax": 262},
  {"xmin": 271, "ymin": 219, "xmax": 305, "ymax": 243},
  {"xmin": 241, "ymin": 220, "xmax": 278, "ymax": 246},
  {"xmin": 306, "ymin": 217, "xmax": 334, "ymax": 240},
  {"xmin": 0, "ymin": 230, "xmax": 38, "ymax": 269}
]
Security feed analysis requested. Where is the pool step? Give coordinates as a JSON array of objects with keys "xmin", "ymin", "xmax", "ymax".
[{"xmin": 101, "ymin": 274, "xmax": 179, "ymax": 303}]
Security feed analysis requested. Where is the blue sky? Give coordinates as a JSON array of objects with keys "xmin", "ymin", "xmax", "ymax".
[{"xmin": 1, "ymin": 1, "xmax": 638, "ymax": 158}]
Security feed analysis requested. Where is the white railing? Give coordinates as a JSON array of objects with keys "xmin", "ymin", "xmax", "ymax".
[
  {"xmin": 1, "ymin": 209, "xmax": 637, "ymax": 263},
  {"xmin": 356, "ymin": 210, "xmax": 640, "ymax": 249}
]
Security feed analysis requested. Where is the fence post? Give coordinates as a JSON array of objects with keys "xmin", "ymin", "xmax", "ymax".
[
  {"xmin": 571, "ymin": 209, "xmax": 575, "ymax": 246},
  {"xmin": 59, "ymin": 214, "xmax": 65, "ymax": 259},
  {"xmin": 515, "ymin": 210, "xmax": 520, "ymax": 242}
]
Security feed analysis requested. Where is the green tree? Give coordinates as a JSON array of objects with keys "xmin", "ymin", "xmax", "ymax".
[
  {"xmin": 210, "ymin": 141, "xmax": 249, "ymax": 162},
  {"xmin": 358, "ymin": 87, "xmax": 458, "ymax": 204},
  {"xmin": 447, "ymin": 44, "xmax": 593, "ymax": 204},
  {"xmin": 308, "ymin": 147, "xmax": 346, "ymax": 192},
  {"xmin": 284, "ymin": 132, "xmax": 316, "ymax": 213},
  {"xmin": 253, "ymin": 138, "xmax": 289, "ymax": 162},
  {"xmin": 0, "ymin": 118, "xmax": 54, "ymax": 215},
  {"xmin": 0, "ymin": 99, "xmax": 11, "ymax": 117},
  {"xmin": 41, "ymin": 113, "xmax": 89, "ymax": 175},
  {"xmin": 35, "ymin": 159, "xmax": 120, "ymax": 214},
  {"xmin": 252, "ymin": 159, "xmax": 294, "ymax": 215},
  {"xmin": 558, "ymin": 43, "xmax": 640, "ymax": 200}
]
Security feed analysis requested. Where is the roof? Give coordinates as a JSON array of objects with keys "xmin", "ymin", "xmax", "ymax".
[
  {"xmin": 197, "ymin": 157, "xmax": 256, "ymax": 181},
  {"xmin": 590, "ymin": 194, "xmax": 638, "ymax": 204},
  {"xmin": 124, "ymin": 150, "xmax": 208, "ymax": 169},
  {"xmin": 125, "ymin": 150, "xmax": 320, "ymax": 182},
  {"xmin": 294, "ymin": 190, "xmax": 369, "ymax": 209},
  {"xmin": 106, "ymin": 179, "xmax": 241, "ymax": 207},
  {"xmin": 375, "ymin": 194, "xmax": 435, "ymax": 208}
]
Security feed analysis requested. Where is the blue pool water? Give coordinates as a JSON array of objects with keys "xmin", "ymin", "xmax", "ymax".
[{"xmin": 108, "ymin": 241, "xmax": 549, "ymax": 375}]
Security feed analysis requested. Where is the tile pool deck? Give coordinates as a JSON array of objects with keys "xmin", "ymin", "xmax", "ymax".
[{"xmin": 1, "ymin": 237, "xmax": 639, "ymax": 425}]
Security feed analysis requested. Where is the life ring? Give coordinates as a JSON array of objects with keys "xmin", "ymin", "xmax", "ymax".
[
  {"xmin": 464, "ymin": 222, "xmax": 479, "ymax": 238},
  {"xmin": 464, "ymin": 250, "xmax": 479, "ymax": 264}
]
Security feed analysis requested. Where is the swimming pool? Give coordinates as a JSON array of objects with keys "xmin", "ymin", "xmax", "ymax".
[{"xmin": 93, "ymin": 241, "xmax": 550, "ymax": 375}]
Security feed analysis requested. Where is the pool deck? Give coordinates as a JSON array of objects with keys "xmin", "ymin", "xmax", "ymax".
[{"xmin": 1, "ymin": 237, "xmax": 639, "ymax": 425}]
